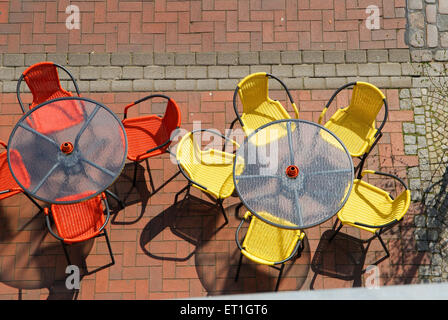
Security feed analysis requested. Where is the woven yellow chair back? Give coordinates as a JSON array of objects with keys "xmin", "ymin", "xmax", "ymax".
[
  {"xmin": 338, "ymin": 179, "xmax": 410, "ymax": 233},
  {"xmin": 348, "ymin": 82, "xmax": 385, "ymax": 127},
  {"xmin": 242, "ymin": 211, "xmax": 304, "ymax": 264},
  {"xmin": 237, "ymin": 73, "xmax": 269, "ymax": 114},
  {"xmin": 176, "ymin": 132, "xmax": 203, "ymax": 178},
  {"xmin": 392, "ymin": 189, "xmax": 411, "ymax": 219}
]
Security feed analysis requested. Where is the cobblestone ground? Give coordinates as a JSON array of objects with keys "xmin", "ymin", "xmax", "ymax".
[{"xmin": 401, "ymin": 65, "xmax": 448, "ymax": 282}]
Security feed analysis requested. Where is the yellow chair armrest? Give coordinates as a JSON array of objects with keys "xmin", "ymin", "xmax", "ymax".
[
  {"xmin": 292, "ymin": 102, "xmax": 299, "ymax": 119},
  {"xmin": 243, "ymin": 211, "xmax": 252, "ymax": 220},
  {"xmin": 318, "ymin": 107, "xmax": 328, "ymax": 124}
]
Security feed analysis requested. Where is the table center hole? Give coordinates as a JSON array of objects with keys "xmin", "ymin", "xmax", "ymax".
[
  {"xmin": 286, "ymin": 165, "xmax": 299, "ymax": 178},
  {"xmin": 61, "ymin": 142, "xmax": 74, "ymax": 154}
]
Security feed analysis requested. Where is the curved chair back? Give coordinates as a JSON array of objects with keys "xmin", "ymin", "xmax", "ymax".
[
  {"xmin": 162, "ymin": 97, "xmax": 182, "ymax": 140},
  {"xmin": 237, "ymin": 72, "xmax": 270, "ymax": 114},
  {"xmin": 17, "ymin": 62, "xmax": 80, "ymax": 112},
  {"xmin": 176, "ymin": 132, "xmax": 203, "ymax": 180},
  {"xmin": 348, "ymin": 82, "xmax": 386, "ymax": 126}
]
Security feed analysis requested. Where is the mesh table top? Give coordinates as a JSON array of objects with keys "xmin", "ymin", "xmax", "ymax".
[
  {"xmin": 233, "ymin": 119, "xmax": 354, "ymax": 230},
  {"xmin": 8, "ymin": 97, "xmax": 127, "ymax": 204}
]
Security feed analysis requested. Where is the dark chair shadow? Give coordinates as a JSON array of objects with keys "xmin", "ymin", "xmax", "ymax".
[
  {"xmin": 139, "ymin": 193, "xmax": 222, "ymax": 262},
  {"xmin": 0, "ymin": 205, "xmax": 89, "ymax": 300},
  {"xmin": 194, "ymin": 203, "xmax": 311, "ymax": 296},
  {"xmin": 0, "ymin": 196, "xmax": 110, "ymax": 300},
  {"xmin": 108, "ymin": 161, "xmax": 180, "ymax": 225},
  {"xmin": 309, "ymin": 229, "xmax": 367, "ymax": 289}
]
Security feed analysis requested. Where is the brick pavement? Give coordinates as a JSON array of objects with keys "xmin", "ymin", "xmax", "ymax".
[
  {"xmin": 0, "ymin": 0, "xmax": 406, "ymax": 53},
  {"xmin": 0, "ymin": 0, "xmax": 432, "ymax": 300},
  {"xmin": 0, "ymin": 89, "xmax": 427, "ymax": 299}
]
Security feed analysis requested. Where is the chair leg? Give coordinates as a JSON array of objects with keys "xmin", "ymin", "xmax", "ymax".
[
  {"xmin": 23, "ymin": 192, "xmax": 43, "ymax": 212},
  {"xmin": 275, "ymin": 264, "xmax": 285, "ymax": 292},
  {"xmin": 234, "ymin": 252, "xmax": 244, "ymax": 282},
  {"xmin": 105, "ymin": 190, "xmax": 125, "ymax": 209},
  {"xmin": 61, "ymin": 241, "xmax": 72, "ymax": 266},
  {"xmin": 329, "ymin": 220, "xmax": 343, "ymax": 242},
  {"xmin": 174, "ymin": 182, "xmax": 191, "ymax": 204},
  {"xmin": 217, "ymin": 199, "xmax": 229, "ymax": 226},
  {"xmin": 102, "ymin": 229, "xmax": 115, "ymax": 266},
  {"xmin": 132, "ymin": 161, "xmax": 138, "ymax": 187},
  {"xmin": 367, "ymin": 232, "xmax": 390, "ymax": 267},
  {"xmin": 145, "ymin": 159, "xmax": 156, "ymax": 193},
  {"xmin": 355, "ymin": 154, "xmax": 367, "ymax": 178}
]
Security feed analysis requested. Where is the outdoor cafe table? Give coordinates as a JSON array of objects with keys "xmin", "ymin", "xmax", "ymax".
[
  {"xmin": 7, "ymin": 96, "xmax": 127, "ymax": 204},
  {"xmin": 233, "ymin": 119, "xmax": 354, "ymax": 230}
]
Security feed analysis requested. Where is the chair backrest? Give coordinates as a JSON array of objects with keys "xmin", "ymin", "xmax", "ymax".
[
  {"xmin": 392, "ymin": 189, "xmax": 411, "ymax": 217},
  {"xmin": 243, "ymin": 211, "xmax": 303, "ymax": 263},
  {"xmin": 52, "ymin": 191, "xmax": 105, "ymax": 241},
  {"xmin": 237, "ymin": 73, "xmax": 269, "ymax": 114},
  {"xmin": 176, "ymin": 132, "xmax": 203, "ymax": 179},
  {"xmin": 21, "ymin": 62, "xmax": 72, "ymax": 109},
  {"xmin": 0, "ymin": 146, "xmax": 30, "ymax": 190},
  {"xmin": 162, "ymin": 98, "xmax": 182, "ymax": 138},
  {"xmin": 347, "ymin": 82, "xmax": 385, "ymax": 126},
  {"xmin": 0, "ymin": 150, "xmax": 16, "ymax": 191}
]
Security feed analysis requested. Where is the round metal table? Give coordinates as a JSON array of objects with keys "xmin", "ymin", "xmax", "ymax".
[
  {"xmin": 8, "ymin": 97, "xmax": 128, "ymax": 204},
  {"xmin": 233, "ymin": 119, "xmax": 354, "ymax": 230}
]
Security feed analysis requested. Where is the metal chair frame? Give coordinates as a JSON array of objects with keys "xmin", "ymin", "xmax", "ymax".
[
  {"xmin": 176, "ymin": 129, "xmax": 240, "ymax": 226},
  {"xmin": 122, "ymin": 94, "xmax": 181, "ymax": 188},
  {"xmin": 318, "ymin": 82, "xmax": 388, "ymax": 176},
  {"xmin": 16, "ymin": 62, "xmax": 81, "ymax": 113},
  {"xmin": 329, "ymin": 170, "xmax": 410, "ymax": 269},
  {"xmin": 44, "ymin": 194, "xmax": 115, "ymax": 268},
  {"xmin": 234, "ymin": 212, "xmax": 305, "ymax": 291}
]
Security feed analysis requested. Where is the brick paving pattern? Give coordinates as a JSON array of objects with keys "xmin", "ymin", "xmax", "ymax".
[
  {"xmin": 0, "ymin": 0, "xmax": 406, "ymax": 53},
  {"xmin": 0, "ymin": 89, "xmax": 426, "ymax": 299},
  {"xmin": 0, "ymin": 0, "xmax": 438, "ymax": 299}
]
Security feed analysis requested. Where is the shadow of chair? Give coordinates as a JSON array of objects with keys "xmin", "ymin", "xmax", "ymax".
[
  {"xmin": 193, "ymin": 203, "xmax": 311, "ymax": 296},
  {"xmin": 0, "ymin": 204, "xmax": 90, "ymax": 300},
  {"xmin": 108, "ymin": 161, "xmax": 180, "ymax": 225},
  {"xmin": 309, "ymin": 229, "xmax": 367, "ymax": 290},
  {"xmin": 139, "ymin": 194, "xmax": 222, "ymax": 262}
]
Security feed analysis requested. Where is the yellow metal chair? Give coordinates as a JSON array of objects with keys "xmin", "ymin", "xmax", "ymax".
[
  {"xmin": 230, "ymin": 72, "xmax": 299, "ymax": 139},
  {"xmin": 235, "ymin": 211, "xmax": 306, "ymax": 291},
  {"xmin": 176, "ymin": 129, "xmax": 244, "ymax": 225},
  {"xmin": 318, "ymin": 81, "xmax": 388, "ymax": 175},
  {"xmin": 330, "ymin": 170, "xmax": 411, "ymax": 267}
]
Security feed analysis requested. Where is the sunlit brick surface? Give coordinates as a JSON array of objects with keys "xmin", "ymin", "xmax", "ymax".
[{"xmin": 0, "ymin": 90, "xmax": 425, "ymax": 299}]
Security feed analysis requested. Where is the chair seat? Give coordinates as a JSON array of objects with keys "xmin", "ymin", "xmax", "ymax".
[
  {"xmin": 123, "ymin": 115, "xmax": 169, "ymax": 161},
  {"xmin": 241, "ymin": 100, "xmax": 291, "ymax": 136},
  {"xmin": 242, "ymin": 212, "xmax": 305, "ymax": 265},
  {"xmin": 51, "ymin": 193, "xmax": 106, "ymax": 244},
  {"xmin": 0, "ymin": 150, "xmax": 30, "ymax": 200},
  {"xmin": 26, "ymin": 91, "xmax": 84, "ymax": 135},
  {"xmin": 187, "ymin": 149, "xmax": 243, "ymax": 199},
  {"xmin": 337, "ymin": 179, "xmax": 410, "ymax": 233},
  {"xmin": 324, "ymin": 108, "xmax": 377, "ymax": 157}
]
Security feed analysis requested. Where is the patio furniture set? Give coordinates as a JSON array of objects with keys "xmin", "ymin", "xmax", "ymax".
[{"xmin": 0, "ymin": 62, "xmax": 411, "ymax": 292}]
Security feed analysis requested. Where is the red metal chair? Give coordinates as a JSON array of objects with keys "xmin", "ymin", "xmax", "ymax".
[
  {"xmin": 122, "ymin": 94, "xmax": 182, "ymax": 187},
  {"xmin": 0, "ymin": 139, "xmax": 42, "ymax": 210},
  {"xmin": 16, "ymin": 62, "xmax": 84, "ymax": 134},
  {"xmin": 44, "ymin": 191, "xmax": 114, "ymax": 268}
]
